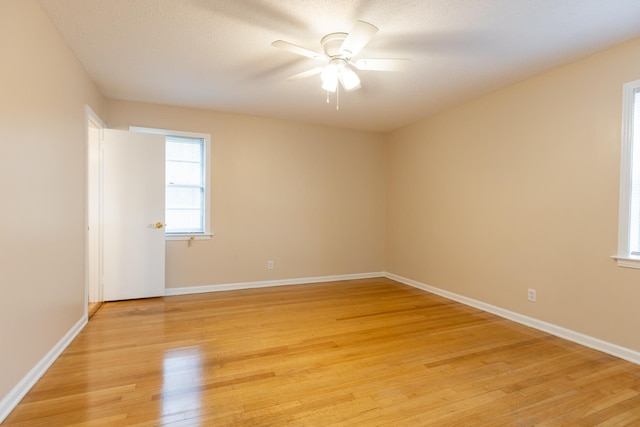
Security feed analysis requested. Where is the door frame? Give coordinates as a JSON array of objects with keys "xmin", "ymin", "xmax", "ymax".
[{"xmin": 85, "ymin": 105, "xmax": 106, "ymax": 317}]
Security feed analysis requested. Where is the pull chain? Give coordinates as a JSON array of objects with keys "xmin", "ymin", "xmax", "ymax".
[{"xmin": 325, "ymin": 86, "xmax": 341, "ymax": 110}]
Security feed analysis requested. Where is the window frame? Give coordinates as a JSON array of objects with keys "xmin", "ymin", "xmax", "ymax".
[
  {"xmin": 130, "ymin": 126, "xmax": 212, "ymax": 241},
  {"xmin": 615, "ymin": 79, "xmax": 640, "ymax": 268}
]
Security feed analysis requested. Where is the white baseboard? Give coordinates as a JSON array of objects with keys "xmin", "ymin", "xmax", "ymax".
[
  {"xmin": 165, "ymin": 272, "xmax": 386, "ymax": 296},
  {"xmin": 385, "ymin": 272, "xmax": 640, "ymax": 366},
  {"xmin": 0, "ymin": 315, "xmax": 87, "ymax": 424}
]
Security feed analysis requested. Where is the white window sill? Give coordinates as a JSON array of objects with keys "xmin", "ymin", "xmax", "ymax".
[
  {"xmin": 165, "ymin": 233, "xmax": 213, "ymax": 241},
  {"xmin": 611, "ymin": 255, "xmax": 640, "ymax": 269}
]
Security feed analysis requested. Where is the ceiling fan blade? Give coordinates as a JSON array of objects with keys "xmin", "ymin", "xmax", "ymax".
[
  {"xmin": 271, "ymin": 40, "xmax": 326, "ymax": 61},
  {"xmin": 353, "ymin": 58, "xmax": 410, "ymax": 72},
  {"xmin": 339, "ymin": 20, "xmax": 378, "ymax": 57},
  {"xmin": 285, "ymin": 67, "xmax": 324, "ymax": 80}
]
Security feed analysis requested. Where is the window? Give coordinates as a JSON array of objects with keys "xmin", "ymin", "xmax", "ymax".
[
  {"xmin": 165, "ymin": 135, "xmax": 206, "ymax": 234},
  {"xmin": 615, "ymin": 79, "xmax": 640, "ymax": 268},
  {"xmin": 130, "ymin": 127, "xmax": 211, "ymax": 240}
]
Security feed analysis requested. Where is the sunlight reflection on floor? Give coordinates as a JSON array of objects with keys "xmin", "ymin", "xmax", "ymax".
[{"xmin": 161, "ymin": 346, "xmax": 203, "ymax": 424}]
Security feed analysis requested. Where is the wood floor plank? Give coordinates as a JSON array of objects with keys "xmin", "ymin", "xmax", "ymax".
[{"xmin": 3, "ymin": 278, "xmax": 640, "ymax": 426}]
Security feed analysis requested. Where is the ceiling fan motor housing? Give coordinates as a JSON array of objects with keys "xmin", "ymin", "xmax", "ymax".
[{"xmin": 321, "ymin": 32, "xmax": 349, "ymax": 58}]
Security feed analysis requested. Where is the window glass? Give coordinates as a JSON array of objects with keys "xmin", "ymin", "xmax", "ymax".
[{"xmin": 165, "ymin": 136, "xmax": 205, "ymax": 233}]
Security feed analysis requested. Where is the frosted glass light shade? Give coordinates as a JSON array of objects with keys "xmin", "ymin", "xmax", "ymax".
[{"xmin": 340, "ymin": 67, "xmax": 361, "ymax": 91}]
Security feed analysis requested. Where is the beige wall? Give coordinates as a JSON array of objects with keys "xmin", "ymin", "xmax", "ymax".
[
  {"xmin": 105, "ymin": 100, "xmax": 386, "ymax": 288},
  {"xmin": 0, "ymin": 0, "xmax": 104, "ymax": 400},
  {"xmin": 386, "ymin": 37, "xmax": 640, "ymax": 352}
]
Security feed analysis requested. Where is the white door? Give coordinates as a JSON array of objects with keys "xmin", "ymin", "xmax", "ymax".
[{"xmin": 103, "ymin": 129, "xmax": 166, "ymax": 301}]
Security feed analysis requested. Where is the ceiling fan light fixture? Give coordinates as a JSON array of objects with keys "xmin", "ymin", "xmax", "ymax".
[
  {"xmin": 321, "ymin": 59, "xmax": 360, "ymax": 92},
  {"xmin": 340, "ymin": 66, "xmax": 361, "ymax": 91},
  {"xmin": 321, "ymin": 75, "xmax": 338, "ymax": 92},
  {"xmin": 321, "ymin": 64, "xmax": 339, "ymax": 92}
]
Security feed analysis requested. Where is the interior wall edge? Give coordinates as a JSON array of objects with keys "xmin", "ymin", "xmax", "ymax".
[
  {"xmin": 0, "ymin": 315, "xmax": 87, "ymax": 424},
  {"xmin": 385, "ymin": 272, "xmax": 640, "ymax": 366}
]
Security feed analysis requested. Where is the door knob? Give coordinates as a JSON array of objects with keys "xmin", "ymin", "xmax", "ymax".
[{"xmin": 155, "ymin": 222, "xmax": 164, "ymax": 229}]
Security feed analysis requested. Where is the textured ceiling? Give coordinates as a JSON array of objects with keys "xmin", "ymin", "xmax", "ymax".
[{"xmin": 36, "ymin": 0, "xmax": 640, "ymax": 132}]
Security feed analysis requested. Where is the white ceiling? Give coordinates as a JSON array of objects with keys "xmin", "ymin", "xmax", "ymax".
[{"xmin": 36, "ymin": 0, "xmax": 640, "ymax": 132}]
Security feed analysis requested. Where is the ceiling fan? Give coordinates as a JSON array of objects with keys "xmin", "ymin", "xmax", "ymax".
[{"xmin": 272, "ymin": 20, "xmax": 409, "ymax": 96}]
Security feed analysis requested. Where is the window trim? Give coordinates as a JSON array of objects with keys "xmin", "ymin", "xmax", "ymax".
[
  {"xmin": 614, "ymin": 79, "xmax": 640, "ymax": 268},
  {"xmin": 130, "ymin": 126, "xmax": 212, "ymax": 241}
]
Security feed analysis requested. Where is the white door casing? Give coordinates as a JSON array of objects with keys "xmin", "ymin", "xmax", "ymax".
[
  {"xmin": 87, "ymin": 120, "xmax": 102, "ymax": 303},
  {"xmin": 102, "ymin": 129, "xmax": 165, "ymax": 301}
]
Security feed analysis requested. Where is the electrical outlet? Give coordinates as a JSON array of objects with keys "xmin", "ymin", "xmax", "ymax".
[
  {"xmin": 527, "ymin": 288, "xmax": 537, "ymax": 302},
  {"xmin": 267, "ymin": 260, "xmax": 274, "ymax": 270}
]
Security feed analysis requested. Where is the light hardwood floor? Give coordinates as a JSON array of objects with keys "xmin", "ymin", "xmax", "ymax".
[{"xmin": 4, "ymin": 278, "xmax": 640, "ymax": 426}]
